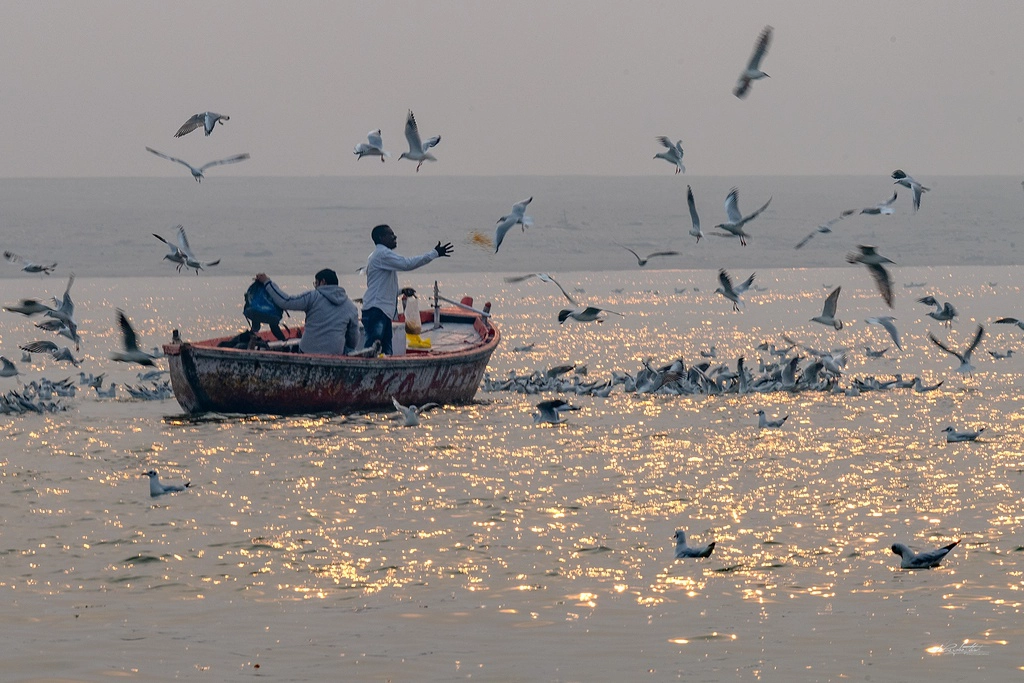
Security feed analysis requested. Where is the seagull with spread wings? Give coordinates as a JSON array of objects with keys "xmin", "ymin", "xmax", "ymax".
[
  {"xmin": 494, "ymin": 197, "xmax": 534, "ymax": 253},
  {"xmin": 174, "ymin": 111, "xmax": 229, "ymax": 137},
  {"xmin": 860, "ymin": 191, "xmax": 898, "ymax": 215},
  {"xmin": 398, "ymin": 110, "xmax": 440, "ymax": 171},
  {"xmin": 618, "ymin": 244, "xmax": 679, "ymax": 267},
  {"xmin": 929, "ymin": 325, "xmax": 984, "ymax": 376},
  {"xmin": 846, "ymin": 245, "xmax": 895, "ymax": 308},
  {"xmin": 714, "ymin": 187, "xmax": 772, "ymax": 246},
  {"xmin": 811, "ymin": 287, "xmax": 843, "ymax": 330},
  {"xmin": 145, "ymin": 146, "xmax": 250, "ymax": 182},
  {"xmin": 354, "ymin": 129, "xmax": 389, "ymax": 162},
  {"xmin": 715, "ymin": 269, "xmax": 754, "ymax": 311},
  {"xmin": 794, "ymin": 209, "xmax": 856, "ymax": 249},
  {"xmin": 686, "ymin": 185, "xmax": 704, "ymax": 243},
  {"xmin": 3, "ymin": 251, "xmax": 56, "ymax": 275},
  {"xmin": 892, "ymin": 169, "xmax": 929, "ymax": 211},
  {"xmin": 653, "ymin": 137, "xmax": 685, "ymax": 174},
  {"xmin": 110, "ymin": 309, "xmax": 158, "ymax": 367},
  {"xmin": 733, "ymin": 26, "xmax": 773, "ymax": 98}
]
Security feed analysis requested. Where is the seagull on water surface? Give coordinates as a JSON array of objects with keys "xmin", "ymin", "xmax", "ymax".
[
  {"xmin": 533, "ymin": 399, "xmax": 579, "ymax": 425},
  {"xmin": 714, "ymin": 188, "xmax": 772, "ymax": 246},
  {"xmin": 174, "ymin": 112, "xmax": 228, "ymax": 137},
  {"xmin": 391, "ymin": 396, "xmax": 439, "ymax": 427},
  {"xmin": 891, "ymin": 540, "xmax": 959, "ymax": 569},
  {"xmin": 892, "ymin": 170, "xmax": 929, "ymax": 212},
  {"xmin": 653, "ymin": 137, "xmax": 685, "ymax": 174},
  {"xmin": 353, "ymin": 129, "xmax": 389, "ymax": 161},
  {"xmin": 846, "ymin": 245, "xmax": 895, "ymax": 308},
  {"xmin": 145, "ymin": 147, "xmax": 250, "ymax": 182},
  {"xmin": 398, "ymin": 110, "xmax": 440, "ymax": 172},
  {"xmin": 673, "ymin": 530, "xmax": 715, "ymax": 558},
  {"xmin": 988, "ymin": 348, "xmax": 1014, "ymax": 360},
  {"xmin": 865, "ymin": 316, "xmax": 902, "ymax": 350},
  {"xmin": 686, "ymin": 185, "xmax": 704, "ymax": 243},
  {"xmin": 733, "ymin": 25, "xmax": 773, "ymax": 98},
  {"xmin": 493, "ymin": 197, "xmax": 533, "ymax": 253},
  {"xmin": 929, "ymin": 325, "xmax": 984, "ymax": 376},
  {"xmin": 756, "ymin": 409, "xmax": 788, "ymax": 429},
  {"xmin": 811, "ymin": 287, "xmax": 843, "ymax": 330},
  {"xmin": 715, "ymin": 269, "xmax": 754, "ymax": 311},
  {"xmin": 144, "ymin": 470, "xmax": 191, "ymax": 497},
  {"xmin": 111, "ymin": 309, "xmax": 158, "ymax": 367},
  {"xmin": 942, "ymin": 426, "xmax": 984, "ymax": 442}
]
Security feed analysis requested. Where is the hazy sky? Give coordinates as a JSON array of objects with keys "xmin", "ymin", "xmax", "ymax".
[{"xmin": 4, "ymin": 1, "xmax": 1024, "ymax": 178}]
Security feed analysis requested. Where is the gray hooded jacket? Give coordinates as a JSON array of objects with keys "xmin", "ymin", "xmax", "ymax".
[{"xmin": 263, "ymin": 281, "xmax": 360, "ymax": 355}]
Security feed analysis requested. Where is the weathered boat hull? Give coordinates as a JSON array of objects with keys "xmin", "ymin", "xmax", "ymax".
[{"xmin": 164, "ymin": 311, "xmax": 498, "ymax": 415}]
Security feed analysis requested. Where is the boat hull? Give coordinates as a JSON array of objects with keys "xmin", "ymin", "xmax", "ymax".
[{"xmin": 164, "ymin": 312, "xmax": 498, "ymax": 415}]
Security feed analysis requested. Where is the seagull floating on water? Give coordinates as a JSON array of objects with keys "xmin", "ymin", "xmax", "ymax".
[
  {"xmin": 174, "ymin": 112, "xmax": 228, "ymax": 137},
  {"xmin": 860, "ymin": 191, "xmax": 898, "ymax": 216},
  {"xmin": 144, "ymin": 470, "xmax": 191, "ymax": 497},
  {"xmin": 714, "ymin": 188, "xmax": 771, "ymax": 246},
  {"xmin": 928, "ymin": 324, "xmax": 984, "ymax": 376},
  {"xmin": 111, "ymin": 309, "xmax": 158, "ymax": 367},
  {"xmin": 391, "ymin": 396, "xmax": 439, "ymax": 427},
  {"xmin": 756, "ymin": 409, "xmax": 788, "ymax": 429},
  {"xmin": 733, "ymin": 25, "xmax": 773, "ymax": 98},
  {"xmin": 146, "ymin": 147, "xmax": 250, "ymax": 182},
  {"xmin": 493, "ymin": 197, "xmax": 533, "ymax": 253},
  {"xmin": 811, "ymin": 287, "xmax": 843, "ymax": 330},
  {"xmin": 533, "ymin": 399, "xmax": 578, "ymax": 425},
  {"xmin": 653, "ymin": 137, "xmax": 685, "ymax": 174},
  {"xmin": 846, "ymin": 245, "xmax": 895, "ymax": 308},
  {"xmin": 353, "ymin": 129, "xmax": 389, "ymax": 161},
  {"xmin": 673, "ymin": 529, "xmax": 715, "ymax": 558},
  {"xmin": 891, "ymin": 540, "xmax": 958, "ymax": 569},
  {"xmin": 988, "ymin": 348, "xmax": 1014, "ymax": 360},
  {"xmin": 891, "ymin": 170, "xmax": 929, "ymax": 212},
  {"xmin": 398, "ymin": 109, "xmax": 440, "ymax": 172},
  {"xmin": 3, "ymin": 251, "xmax": 56, "ymax": 275},
  {"xmin": 942, "ymin": 426, "xmax": 985, "ymax": 442}
]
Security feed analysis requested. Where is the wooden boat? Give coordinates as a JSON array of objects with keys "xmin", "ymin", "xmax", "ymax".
[{"xmin": 163, "ymin": 293, "xmax": 499, "ymax": 415}]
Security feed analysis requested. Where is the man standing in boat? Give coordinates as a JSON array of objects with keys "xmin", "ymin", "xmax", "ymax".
[
  {"xmin": 362, "ymin": 224, "xmax": 453, "ymax": 355},
  {"xmin": 255, "ymin": 269, "xmax": 360, "ymax": 355}
]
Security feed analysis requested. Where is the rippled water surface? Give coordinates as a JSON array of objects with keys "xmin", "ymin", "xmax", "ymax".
[{"xmin": 2, "ymin": 266, "xmax": 1023, "ymax": 681}]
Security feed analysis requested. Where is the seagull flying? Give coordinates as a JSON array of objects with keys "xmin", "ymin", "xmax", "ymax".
[
  {"xmin": 714, "ymin": 187, "xmax": 772, "ymax": 246},
  {"xmin": 733, "ymin": 26, "xmax": 773, "ymax": 98},
  {"xmin": 811, "ymin": 286, "xmax": 843, "ymax": 329},
  {"xmin": 860, "ymin": 191, "xmax": 898, "ymax": 215},
  {"xmin": 144, "ymin": 470, "xmax": 191, "ymax": 497},
  {"xmin": 929, "ymin": 325, "xmax": 984, "ymax": 376},
  {"xmin": 918, "ymin": 296, "xmax": 957, "ymax": 327},
  {"xmin": 673, "ymin": 529, "xmax": 715, "ymax": 558},
  {"xmin": 846, "ymin": 245, "xmax": 895, "ymax": 308},
  {"xmin": 794, "ymin": 209, "xmax": 856, "ymax": 249},
  {"xmin": 153, "ymin": 229, "xmax": 188, "ymax": 271},
  {"xmin": 865, "ymin": 316, "xmax": 902, "ymax": 350},
  {"xmin": 505, "ymin": 272, "xmax": 578, "ymax": 306},
  {"xmin": 398, "ymin": 109, "xmax": 440, "ymax": 172},
  {"xmin": 145, "ymin": 147, "xmax": 250, "ymax": 182},
  {"xmin": 354, "ymin": 129, "xmax": 389, "ymax": 162},
  {"xmin": 3, "ymin": 251, "xmax": 56, "ymax": 275},
  {"xmin": 619, "ymin": 245, "xmax": 679, "ymax": 267},
  {"xmin": 19, "ymin": 340, "xmax": 80, "ymax": 367},
  {"xmin": 995, "ymin": 317, "xmax": 1024, "ymax": 331},
  {"xmin": 891, "ymin": 540, "xmax": 959, "ymax": 569},
  {"xmin": 494, "ymin": 197, "xmax": 534, "ymax": 253},
  {"xmin": 891, "ymin": 169, "xmax": 929, "ymax": 211},
  {"xmin": 172, "ymin": 225, "xmax": 220, "ymax": 274},
  {"xmin": 0, "ymin": 356, "xmax": 20, "ymax": 377},
  {"xmin": 391, "ymin": 396, "xmax": 439, "ymax": 427},
  {"xmin": 174, "ymin": 112, "xmax": 228, "ymax": 137},
  {"xmin": 110, "ymin": 309, "xmax": 158, "ymax": 367},
  {"xmin": 686, "ymin": 185, "xmax": 704, "ymax": 243},
  {"xmin": 715, "ymin": 269, "xmax": 754, "ymax": 311},
  {"xmin": 653, "ymin": 137, "xmax": 685, "ymax": 174},
  {"xmin": 3, "ymin": 298, "xmax": 54, "ymax": 316}
]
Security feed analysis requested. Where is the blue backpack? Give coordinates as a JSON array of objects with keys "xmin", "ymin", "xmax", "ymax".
[{"xmin": 244, "ymin": 281, "xmax": 284, "ymax": 326}]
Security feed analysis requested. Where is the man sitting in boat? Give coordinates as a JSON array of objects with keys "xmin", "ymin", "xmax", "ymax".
[
  {"xmin": 254, "ymin": 269, "xmax": 360, "ymax": 355},
  {"xmin": 361, "ymin": 224, "xmax": 453, "ymax": 355}
]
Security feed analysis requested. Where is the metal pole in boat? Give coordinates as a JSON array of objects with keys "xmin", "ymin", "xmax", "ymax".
[
  {"xmin": 431, "ymin": 280, "xmax": 442, "ymax": 329},
  {"xmin": 434, "ymin": 294, "xmax": 492, "ymax": 318}
]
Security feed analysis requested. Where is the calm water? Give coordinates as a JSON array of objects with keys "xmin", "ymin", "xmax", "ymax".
[{"xmin": 1, "ymin": 177, "xmax": 1023, "ymax": 680}]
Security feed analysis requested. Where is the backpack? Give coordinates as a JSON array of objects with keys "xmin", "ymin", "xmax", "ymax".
[{"xmin": 244, "ymin": 280, "xmax": 284, "ymax": 325}]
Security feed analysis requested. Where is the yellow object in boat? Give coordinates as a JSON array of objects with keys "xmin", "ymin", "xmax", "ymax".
[{"xmin": 407, "ymin": 333, "xmax": 432, "ymax": 349}]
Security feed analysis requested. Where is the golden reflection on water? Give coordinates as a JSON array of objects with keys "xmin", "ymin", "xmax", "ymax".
[{"xmin": 1, "ymin": 269, "xmax": 1023, "ymax": 670}]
